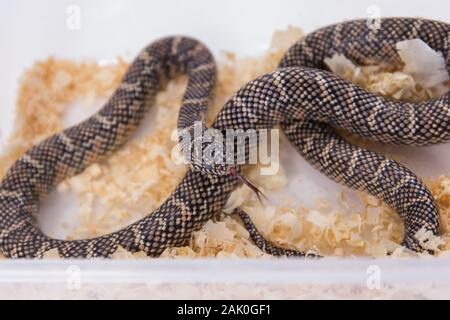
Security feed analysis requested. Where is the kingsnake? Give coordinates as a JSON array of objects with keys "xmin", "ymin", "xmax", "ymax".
[{"xmin": 0, "ymin": 17, "xmax": 448, "ymax": 258}]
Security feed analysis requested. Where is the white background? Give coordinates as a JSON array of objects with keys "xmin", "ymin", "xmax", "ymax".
[
  {"xmin": 0, "ymin": 0, "xmax": 449, "ymax": 236},
  {"xmin": 2, "ymin": 0, "xmax": 449, "ymax": 142}
]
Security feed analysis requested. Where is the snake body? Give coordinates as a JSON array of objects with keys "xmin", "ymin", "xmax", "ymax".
[
  {"xmin": 0, "ymin": 37, "xmax": 237, "ymax": 258},
  {"xmin": 227, "ymin": 17, "xmax": 449, "ymax": 253},
  {"xmin": 0, "ymin": 17, "xmax": 448, "ymax": 258}
]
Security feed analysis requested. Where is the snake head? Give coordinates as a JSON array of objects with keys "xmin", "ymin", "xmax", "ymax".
[
  {"xmin": 179, "ymin": 123, "xmax": 231, "ymax": 176},
  {"xmin": 191, "ymin": 158, "xmax": 267, "ymax": 205},
  {"xmin": 181, "ymin": 126, "xmax": 267, "ymax": 204},
  {"xmin": 190, "ymin": 160, "xmax": 231, "ymax": 176},
  {"xmin": 186, "ymin": 137, "xmax": 231, "ymax": 176}
]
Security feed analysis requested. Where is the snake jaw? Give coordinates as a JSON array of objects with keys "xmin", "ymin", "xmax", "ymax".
[{"xmin": 228, "ymin": 166, "xmax": 268, "ymax": 205}]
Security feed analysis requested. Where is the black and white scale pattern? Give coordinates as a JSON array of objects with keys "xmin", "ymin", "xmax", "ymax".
[
  {"xmin": 0, "ymin": 18, "xmax": 448, "ymax": 258},
  {"xmin": 0, "ymin": 37, "xmax": 239, "ymax": 258},
  {"xmin": 227, "ymin": 17, "xmax": 449, "ymax": 254}
]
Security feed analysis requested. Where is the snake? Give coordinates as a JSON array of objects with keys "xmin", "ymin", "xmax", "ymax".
[{"xmin": 0, "ymin": 17, "xmax": 448, "ymax": 258}]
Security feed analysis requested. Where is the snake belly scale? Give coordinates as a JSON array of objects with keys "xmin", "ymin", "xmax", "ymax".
[{"xmin": 0, "ymin": 17, "xmax": 449, "ymax": 258}]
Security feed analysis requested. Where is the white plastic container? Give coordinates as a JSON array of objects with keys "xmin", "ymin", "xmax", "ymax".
[
  {"xmin": 1, "ymin": 0, "xmax": 449, "ymax": 299},
  {"xmin": 1, "ymin": 258, "xmax": 450, "ymax": 299}
]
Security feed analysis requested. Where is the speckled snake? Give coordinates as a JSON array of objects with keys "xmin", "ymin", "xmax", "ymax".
[{"xmin": 0, "ymin": 17, "xmax": 448, "ymax": 258}]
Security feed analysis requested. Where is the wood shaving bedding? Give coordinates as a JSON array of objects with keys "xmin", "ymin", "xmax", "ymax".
[{"xmin": 0, "ymin": 26, "xmax": 449, "ymax": 259}]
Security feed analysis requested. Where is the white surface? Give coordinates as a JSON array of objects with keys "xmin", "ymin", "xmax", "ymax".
[
  {"xmin": 0, "ymin": 258, "xmax": 450, "ymax": 299},
  {"xmin": 0, "ymin": 0, "xmax": 449, "ymax": 298}
]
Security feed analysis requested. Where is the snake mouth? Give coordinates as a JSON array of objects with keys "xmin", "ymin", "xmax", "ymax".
[{"xmin": 228, "ymin": 166, "xmax": 268, "ymax": 205}]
